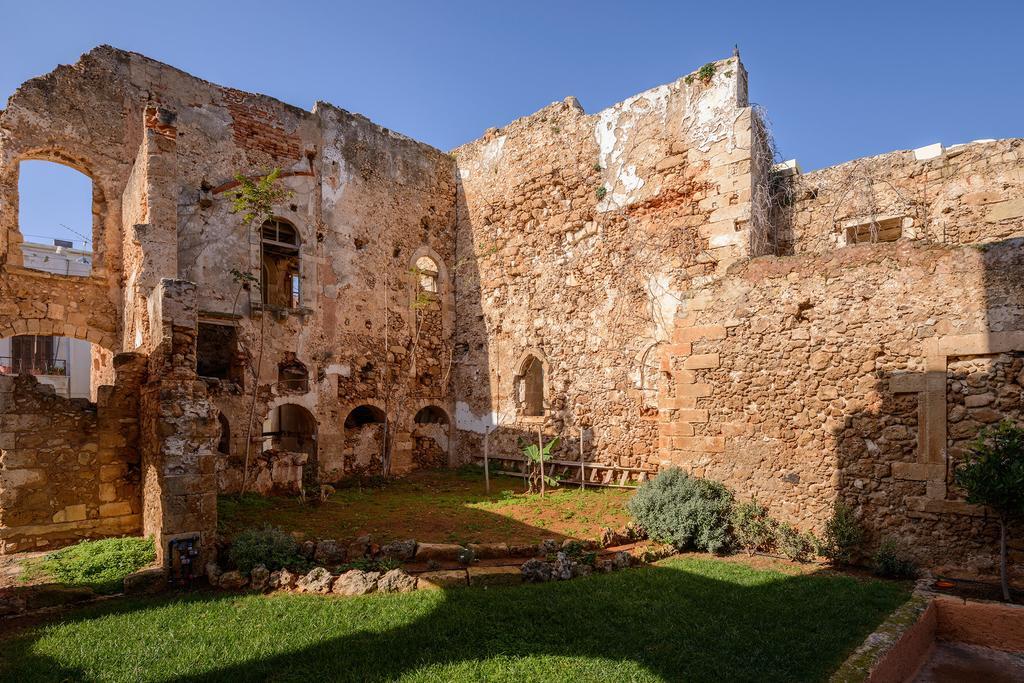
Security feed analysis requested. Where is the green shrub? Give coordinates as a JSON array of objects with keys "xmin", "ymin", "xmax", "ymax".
[
  {"xmin": 228, "ymin": 525, "xmax": 302, "ymax": 574},
  {"xmin": 20, "ymin": 536, "xmax": 155, "ymax": 594},
  {"xmin": 732, "ymin": 498, "xmax": 775, "ymax": 556},
  {"xmin": 821, "ymin": 502, "xmax": 864, "ymax": 565},
  {"xmin": 627, "ymin": 467, "xmax": 734, "ymax": 553},
  {"xmin": 873, "ymin": 537, "xmax": 918, "ymax": 579},
  {"xmin": 775, "ymin": 523, "xmax": 817, "ymax": 563}
]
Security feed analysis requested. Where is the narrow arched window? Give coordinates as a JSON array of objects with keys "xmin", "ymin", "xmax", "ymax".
[
  {"xmin": 261, "ymin": 219, "xmax": 301, "ymax": 308},
  {"xmin": 17, "ymin": 160, "xmax": 94, "ymax": 276},
  {"xmin": 414, "ymin": 256, "xmax": 439, "ymax": 294},
  {"xmin": 517, "ymin": 355, "xmax": 545, "ymax": 417}
]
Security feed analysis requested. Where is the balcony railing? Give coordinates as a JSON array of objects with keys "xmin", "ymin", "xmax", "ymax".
[{"xmin": 0, "ymin": 356, "xmax": 67, "ymax": 376}]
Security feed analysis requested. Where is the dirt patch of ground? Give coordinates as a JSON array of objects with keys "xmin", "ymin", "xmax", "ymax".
[{"xmin": 218, "ymin": 469, "xmax": 634, "ymax": 545}]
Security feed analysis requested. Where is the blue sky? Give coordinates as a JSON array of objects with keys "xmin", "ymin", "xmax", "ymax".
[{"xmin": 4, "ymin": 0, "xmax": 1022, "ymax": 248}]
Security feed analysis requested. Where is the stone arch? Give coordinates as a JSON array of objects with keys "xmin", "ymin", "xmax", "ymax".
[
  {"xmin": 414, "ymin": 404, "xmax": 450, "ymax": 424},
  {"xmin": 262, "ymin": 402, "xmax": 318, "ymax": 489},
  {"xmin": 409, "ymin": 246, "xmax": 449, "ymax": 295},
  {"xmin": 411, "ymin": 403, "xmax": 452, "ymax": 470},
  {"xmin": 3, "ymin": 149, "xmax": 115, "ymax": 275},
  {"xmin": 513, "ymin": 349, "xmax": 549, "ymax": 418},
  {"xmin": 340, "ymin": 401, "xmax": 388, "ymax": 475},
  {"xmin": 0, "ymin": 317, "xmax": 117, "ymax": 360}
]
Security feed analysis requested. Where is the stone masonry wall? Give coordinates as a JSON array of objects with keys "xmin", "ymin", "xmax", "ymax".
[
  {"xmin": 776, "ymin": 139, "xmax": 1024, "ymax": 254},
  {"xmin": 452, "ymin": 56, "xmax": 763, "ymax": 472},
  {"xmin": 661, "ymin": 238, "xmax": 1024, "ymax": 578},
  {"xmin": 0, "ymin": 354, "xmax": 146, "ymax": 553}
]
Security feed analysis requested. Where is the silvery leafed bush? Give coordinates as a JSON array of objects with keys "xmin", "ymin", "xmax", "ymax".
[{"xmin": 627, "ymin": 467, "xmax": 733, "ymax": 553}]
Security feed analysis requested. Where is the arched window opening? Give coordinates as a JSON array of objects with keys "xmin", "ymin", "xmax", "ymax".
[
  {"xmin": 516, "ymin": 355, "xmax": 545, "ymax": 417},
  {"xmin": 0, "ymin": 334, "xmax": 105, "ymax": 399},
  {"xmin": 414, "ymin": 255, "xmax": 439, "ymax": 294},
  {"xmin": 277, "ymin": 354, "xmax": 309, "ymax": 393},
  {"xmin": 217, "ymin": 413, "xmax": 231, "ymax": 455},
  {"xmin": 17, "ymin": 160, "xmax": 94, "ymax": 276},
  {"xmin": 263, "ymin": 404, "xmax": 317, "ymax": 454},
  {"xmin": 414, "ymin": 405, "xmax": 449, "ymax": 424},
  {"xmin": 344, "ymin": 404, "xmax": 387, "ymax": 429},
  {"xmin": 261, "ymin": 219, "xmax": 301, "ymax": 308}
]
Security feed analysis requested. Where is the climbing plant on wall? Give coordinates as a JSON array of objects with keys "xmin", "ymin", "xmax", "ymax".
[{"xmin": 229, "ymin": 167, "xmax": 293, "ymax": 496}]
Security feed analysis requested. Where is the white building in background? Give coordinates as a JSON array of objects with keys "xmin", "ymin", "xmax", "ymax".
[{"xmin": 0, "ymin": 240, "xmax": 92, "ymax": 398}]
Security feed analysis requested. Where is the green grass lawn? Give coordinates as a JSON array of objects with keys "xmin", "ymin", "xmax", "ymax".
[
  {"xmin": 0, "ymin": 556, "xmax": 909, "ymax": 682},
  {"xmin": 218, "ymin": 469, "xmax": 632, "ymax": 546}
]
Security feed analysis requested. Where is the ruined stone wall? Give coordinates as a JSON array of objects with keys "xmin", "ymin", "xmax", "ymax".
[
  {"xmin": 452, "ymin": 57, "xmax": 762, "ymax": 472},
  {"xmin": 0, "ymin": 353, "xmax": 145, "ymax": 553},
  {"xmin": 776, "ymin": 139, "xmax": 1024, "ymax": 254},
  {"xmin": 661, "ymin": 237, "xmax": 1024, "ymax": 578}
]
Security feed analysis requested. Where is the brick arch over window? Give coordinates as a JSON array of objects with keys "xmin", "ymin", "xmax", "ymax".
[
  {"xmin": 0, "ymin": 301, "xmax": 118, "ymax": 353},
  {"xmin": 2, "ymin": 149, "xmax": 115, "ymax": 275}
]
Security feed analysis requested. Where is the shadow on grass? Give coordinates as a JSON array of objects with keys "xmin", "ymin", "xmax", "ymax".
[{"xmin": 1, "ymin": 557, "xmax": 910, "ymax": 682}]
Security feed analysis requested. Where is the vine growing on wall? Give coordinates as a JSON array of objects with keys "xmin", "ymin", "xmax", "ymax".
[{"xmin": 229, "ymin": 168, "xmax": 292, "ymax": 496}]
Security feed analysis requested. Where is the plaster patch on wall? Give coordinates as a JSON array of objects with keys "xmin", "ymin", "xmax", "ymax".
[
  {"xmin": 647, "ymin": 272, "xmax": 681, "ymax": 341},
  {"xmin": 455, "ymin": 401, "xmax": 497, "ymax": 434},
  {"xmin": 481, "ymin": 135, "xmax": 506, "ymax": 171},
  {"xmin": 594, "ymin": 84, "xmax": 670, "ymax": 211}
]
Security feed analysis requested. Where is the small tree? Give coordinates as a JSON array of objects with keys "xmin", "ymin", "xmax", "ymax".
[
  {"xmin": 955, "ymin": 420, "xmax": 1024, "ymax": 601},
  {"xmin": 229, "ymin": 169, "xmax": 292, "ymax": 496},
  {"xmin": 518, "ymin": 435, "xmax": 560, "ymax": 494}
]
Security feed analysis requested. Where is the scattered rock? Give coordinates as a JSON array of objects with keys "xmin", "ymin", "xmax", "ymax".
[
  {"xmin": 469, "ymin": 566, "xmax": 522, "ymax": 587},
  {"xmin": 600, "ymin": 527, "xmax": 630, "ymax": 548},
  {"xmin": 508, "ymin": 544, "xmax": 539, "ymax": 557},
  {"xmin": 377, "ymin": 569, "xmax": 417, "ymax": 593},
  {"xmin": 468, "ymin": 542, "xmax": 509, "ymax": 559},
  {"xmin": 414, "ymin": 543, "xmax": 464, "ymax": 563},
  {"xmin": 540, "ymin": 539, "xmax": 560, "ymax": 555},
  {"xmin": 380, "ymin": 539, "xmax": 417, "ymax": 562},
  {"xmin": 296, "ymin": 567, "xmax": 333, "ymax": 594},
  {"xmin": 313, "ymin": 539, "xmax": 346, "ymax": 565},
  {"xmin": 521, "ymin": 558, "xmax": 554, "ymax": 582},
  {"xmin": 417, "ymin": 569, "xmax": 468, "ymax": 590},
  {"xmin": 552, "ymin": 552, "xmax": 576, "ymax": 580},
  {"xmin": 275, "ymin": 568, "xmax": 297, "ymax": 590},
  {"xmin": 348, "ymin": 535, "xmax": 372, "ymax": 559},
  {"xmin": 250, "ymin": 564, "xmax": 270, "ymax": 592},
  {"xmin": 123, "ymin": 567, "xmax": 167, "ymax": 594},
  {"xmin": 0, "ymin": 591, "xmax": 27, "ymax": 617},
  {"xmin": 205, "ymin": 561, "xmax": 222, "ymax": 586},
  {"xmin": 218, "ymin": 570, "xmax": 248, "ymax": 590},
  {"xmin": 299, "ymin": 540, "xmax": 316, "ymax": 560},
  {"xmin": 611, "ymin": 551, "xmax": 632, "ymax": 570},
  {"xmin": 268, "ymin": 570, "xmax": 283, "ymax": 589},
  {"xmin": 332, "ymin": 570, "xmax": 381, "ymax": 596}
]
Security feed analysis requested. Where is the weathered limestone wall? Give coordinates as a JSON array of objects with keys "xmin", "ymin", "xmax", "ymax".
[
  {"xmin": 661, "ymin": 236, "xmax": 1024, "ymax": 577},
  {"xmin": 777, "ymin": 139, "xmax": 1024, "ymax": 254},
  {"xmin": 0, "ymin": 353, "xmax": 145, "ymax": 552},
  {"xmin": 452, "ymin": 56, "xmax": 763, "ymax": 472}
]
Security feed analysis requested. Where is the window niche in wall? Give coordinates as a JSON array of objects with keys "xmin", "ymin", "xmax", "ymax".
[
  {"xmin": 197, "ymin": 322, "xmax": 242, "ymax": 383},
  {"xmin": 277, "ymin": 354, "xmax": 309, "ymax": 393},
  {"xmin": 414, "ymin": 255, "xmax": 439, "ymax": 294},
  {"xmin": 17, "ymin": 160, "xmax": 95, "ymax": 276},
  {"xmin": 515, "ymin": 355, "xmax": 545, "ymax": 418},
  {"xmin": 261, "ymin": 219, "xmax": 301, "ymax": 309}
]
